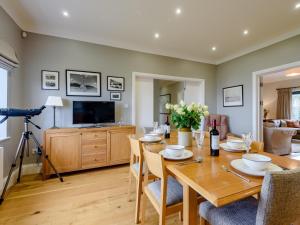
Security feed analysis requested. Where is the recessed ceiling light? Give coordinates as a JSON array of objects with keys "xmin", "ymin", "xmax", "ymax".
[
  {"xmin": 243, "ymin": 30, "xmax": 249, "ymax": 35},
  {"xmin": 62, "ymin": 10, "xmax": 69, "ymax": 17},
  {"xmin": 212, "ymin": 46, "xmax": 217, "ymax": 51},
  {"xmin": 176, "ymin": 8, "xmax": 182, "ymax": 15},
  {"xmin": 295, "ymin": 3, "xmax": 300, "ymax": 9},
  {"xmin": 286, "ymin": 72, "xmax": 300, "ymax": 77},
  {"xmin": 154, "ymin": 33, "xmax": 160, "ymax": 39}
]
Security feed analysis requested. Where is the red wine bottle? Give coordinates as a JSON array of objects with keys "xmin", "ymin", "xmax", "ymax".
[
  {"xmin": 210, "ymin": 119, "xmax": 219, "ymax": 156},
  {"xmin": 164, "ymin": 116, "xmax": 170, "ymax": 139}
]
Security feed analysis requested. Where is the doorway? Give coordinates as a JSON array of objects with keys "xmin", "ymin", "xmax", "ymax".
[{"xmin": 132, "ymin": 72, "xmax": 205, "ymax": 134}]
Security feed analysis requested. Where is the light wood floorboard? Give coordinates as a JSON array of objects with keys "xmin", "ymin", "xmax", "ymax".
[{"xmin": 0, "ymin": 165, "xmax": 182, "ymax": 225}]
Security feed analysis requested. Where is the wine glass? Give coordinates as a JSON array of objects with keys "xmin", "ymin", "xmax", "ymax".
[
  {"xmin": 194, "ymin": 130, "xmax": 205, "ymax": 149},
  {"xmin": 242, "ymin": 133, "xmax": 252, "ymax": 154},
  {"xmin": 153, "ymin": 121, "xmax": 159, "ymax": 132}
]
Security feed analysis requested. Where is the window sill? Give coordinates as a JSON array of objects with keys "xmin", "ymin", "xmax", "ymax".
[{"xmin": 0, "ymin": 137, "xmax": 11, "ymax": 143}]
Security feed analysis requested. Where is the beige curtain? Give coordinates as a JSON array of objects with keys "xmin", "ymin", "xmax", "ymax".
[{"xmin": 276, "ymin": 88, "xmax": 292, "ymax": 119}]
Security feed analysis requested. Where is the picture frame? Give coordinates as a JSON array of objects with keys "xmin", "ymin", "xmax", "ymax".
[
  {"xmin": 107, "ymin": 76, "xmax": 125, "ymax": 91},
  {"xmin": 159, "ymin": 94, "xmax": 171, "ymax": 114},
  {"xmin": 110, "ymin": 92, "xmax": 122, "ymax": 101},
  {"xmin": 41, "ymin": 70, "xmax": 59, "ymax": 90},
  {"xmin": 66, "ymin": 70, "xmax": 101, "ymax": 97},
  {"xmin": 223, "ymin": 85, "xmax": 244, "ymax": 107}
]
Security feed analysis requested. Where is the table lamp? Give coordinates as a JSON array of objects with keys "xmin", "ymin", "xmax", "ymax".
[{"xmin": 45, "ymin": 96, "xmax": 64, "ymax": 128}]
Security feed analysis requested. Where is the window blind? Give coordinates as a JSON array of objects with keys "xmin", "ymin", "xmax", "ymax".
[{"xmin": 0, "ymin": 39, "xmax": 19, "ymax": 71}]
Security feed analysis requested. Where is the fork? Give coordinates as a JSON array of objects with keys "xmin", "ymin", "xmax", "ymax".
[{"xmin": 221, "ymin": 165, "xmax": 251, "ymax": 183}]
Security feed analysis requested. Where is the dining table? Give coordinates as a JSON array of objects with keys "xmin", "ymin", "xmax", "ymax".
[{"xmin": 143, "ymin": 132, "xmax": 300, "ymax": 225}]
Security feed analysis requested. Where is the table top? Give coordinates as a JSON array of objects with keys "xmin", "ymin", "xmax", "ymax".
[{"xmin": 143, "ymin": 134, "xmax": 300, "ymax": 207}]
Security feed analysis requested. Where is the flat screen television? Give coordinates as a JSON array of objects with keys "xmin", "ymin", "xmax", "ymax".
[{"xmin": 73, "ymin": 101, "xmax": 115, "ymax": 124}]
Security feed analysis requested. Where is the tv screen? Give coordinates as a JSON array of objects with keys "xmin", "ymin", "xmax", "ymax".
[{"xmin": 73, "ymin": 101, "xmax": 115, "ymax": 124}]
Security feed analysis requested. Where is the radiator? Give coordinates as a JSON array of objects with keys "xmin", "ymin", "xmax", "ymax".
[{"xmin": 0, "ymin": 147, "xmax": 3, "ymax": 191}]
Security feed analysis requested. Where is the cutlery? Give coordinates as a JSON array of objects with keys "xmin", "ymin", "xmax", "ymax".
[
  {"xmin": 177, "ymin": 156, "xmax": 203, "ymax": 166},
  {"xmin": 221, "ymin": 165, "xmax": 251, "ymax": 183}
]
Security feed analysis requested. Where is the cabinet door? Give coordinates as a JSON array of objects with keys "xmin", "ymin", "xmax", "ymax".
[
  {"xmin": 108, "ymin": 128, "xmax": 135, "ymax": 165},
  {"xmin": 46, "ymin": 132, "xmax": 81, "ymax": 173}
]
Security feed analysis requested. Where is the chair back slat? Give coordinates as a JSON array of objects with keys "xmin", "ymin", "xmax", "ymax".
[
  {"xmin": 128, "ymin": 135, "xmax": 142, "ymax": 158},
  {"xmin": 142, "ymin": 145, "xmax": 166, "ymax": 179},
  {"xmin": 256, "ymin": 168, "xmax": 300, "ymax": 225}
]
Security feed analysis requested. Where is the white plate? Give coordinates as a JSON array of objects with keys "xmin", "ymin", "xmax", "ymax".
[
  {"xmin": 230, "ymin": 159, "xmax": 283, "ymax": 176},
  {"xmin": 220, "ymin": 143, "xmax": 246, "ymax": 152},
  {"xmin": 159, "ymin": 149, "xmax": 193, "ymax": 160},
  {"xmin": 139, "ymin": 137, "xmax": 161, "ymax": 143}
]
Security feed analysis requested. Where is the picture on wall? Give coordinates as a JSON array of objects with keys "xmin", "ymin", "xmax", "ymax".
[
  {"xmin": 160, "ymin": 94, "xmax": 171, "ymax": 114},
  {"xmin": 110, "ymin": 92, "xmax": 121, "ymax": 101},
  {"xmin": 41, "ymin": 70, "xmax": 59, "ymax": 90},
  {"xmin": 66, "ymin": 70, "xmax": 101, "ymax": 97},
  {"xmin": 223, "ymin": 85, "xmax": 243, "ymax": 107},
  {"xmin": 107, "ymin": 76, "xmax": 125, "ymax": 91}
]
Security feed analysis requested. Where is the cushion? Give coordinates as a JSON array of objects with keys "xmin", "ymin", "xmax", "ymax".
[
  {"xmin": 147, "ymin": 176, "xmax": 183, "ymax": 206},
  {"xmin": 286, "ymin": 120, "xmax": 300, "ymax": 128},
  {"xmin": 280, "ymin": 120, "xmax": 287, "ymax": 127},
  {"xmin": 132, "ymin": 162, "xmax": 145, "ymax": 175},
  {"xmin": 199, "ymin": 197, "xmax": 258, "ymax": 225}
]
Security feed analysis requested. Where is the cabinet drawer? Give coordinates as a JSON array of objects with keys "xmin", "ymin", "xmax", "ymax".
[
  {"xmin": 82, "ymin": 144, "xmax": 107, "ymax": 154},
  {"xmin": 82, "ymin": 132, "xmax": 107, "ymax": 145},
  {"xmin": 82, "ymin": 153, "xmax": 107, "ymax": 168}
]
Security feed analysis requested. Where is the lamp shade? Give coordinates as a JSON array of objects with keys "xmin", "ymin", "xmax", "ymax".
[{"xmin": 45, "ymin": 96, "xmax": 63, "ymax": 107}]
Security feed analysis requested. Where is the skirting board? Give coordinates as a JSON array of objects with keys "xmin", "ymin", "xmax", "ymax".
[{"xmin": 1, "ymin": 163, "xmax": 42, "ymax": 193}]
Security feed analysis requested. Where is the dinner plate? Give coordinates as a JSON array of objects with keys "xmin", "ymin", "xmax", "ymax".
[
  {"xmin": 220, "ymin": 143, "xmax": 246, "ymax": 152},
  {"xmin": 139, "ymin": 136, "xmax": 161, "ymax": 143},
  {"xmin": 230, "ymin": 159, "xmax": 283, "ymax": 176},
  {"xmin": 159, "ymin": 149, "xmax": 193, "ymax": 160}
]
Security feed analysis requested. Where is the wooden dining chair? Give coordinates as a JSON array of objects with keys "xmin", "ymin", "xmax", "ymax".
[
  {"xmin": 250, "ymin": 141, "xmax": 264, "ymax": 153},
  {"xmin": 199, "ymin": 168, "xmax": 300, "ymax": 225},
  {"xmin": 127, "ymin": 135, "xmax": 146, "ymax": 224},
  {"xmin": 141, "ymin": 146, "xmax": 184, "ymax": 225}
]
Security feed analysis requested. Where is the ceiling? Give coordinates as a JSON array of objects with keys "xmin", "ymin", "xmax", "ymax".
[
  {"xmin": 263, "ymin": 67, "xmax": 300, "ymax": 83},
  {"xmin": 1, "ymin": 0, "xmax": 300, "ymax": 64}
]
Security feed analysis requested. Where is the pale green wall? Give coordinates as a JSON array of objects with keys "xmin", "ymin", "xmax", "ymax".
[{"xmin": 217, "ymin": 35, "xmax": 300, "ymax": 135}]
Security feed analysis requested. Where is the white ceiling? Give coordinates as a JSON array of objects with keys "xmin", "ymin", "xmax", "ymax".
[
  {"xmin": 263, "ymin": 67, "xmax": 300, "ymax": 83},
  {"xmin": 1, "ymin": 0, "xmax": 300, "ymax": 64}
]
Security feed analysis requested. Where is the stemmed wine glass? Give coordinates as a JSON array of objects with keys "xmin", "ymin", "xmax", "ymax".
[{"xmin": 242, "ymin": 132, "xmax": 252, "ymax": 154}]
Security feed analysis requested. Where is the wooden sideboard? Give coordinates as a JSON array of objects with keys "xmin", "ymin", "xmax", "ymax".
[{"xmin": 43, "ymin": 125, "xmax": 135, "ymax": 177}]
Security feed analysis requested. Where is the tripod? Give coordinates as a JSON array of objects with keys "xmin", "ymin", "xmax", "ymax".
[{"xmin": 0, "ymin": 116, "xmax": 63, "ymax": 204}]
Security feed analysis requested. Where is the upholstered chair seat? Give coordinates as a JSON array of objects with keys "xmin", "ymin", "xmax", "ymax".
[
  {"xmin": 204, "ymin": 114, "xmax": 229, "ymax": 140},
  {"xmin": 147, "ymin": 176, "xmax": 183, "ymax": 206},
  {"xmin": 199, "ymin": 168, "xmax": 300, "ymax": 225}
]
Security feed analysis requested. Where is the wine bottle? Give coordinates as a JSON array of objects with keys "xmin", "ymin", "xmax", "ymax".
[
  {"xmin": 210, "ymin": 119, "xmax": 219, "ymax": 156},
  {"xmin": 164, "ymin": 116, "xmax": 170, "ymax": 139}
]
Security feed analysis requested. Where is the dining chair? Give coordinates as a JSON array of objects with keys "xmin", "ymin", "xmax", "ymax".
[
  {"xmin": 127, "ymin": 135, "xmax": 147, "ymax": 224},
  {"xmin": 250, "ymin": 141, "xmax": 264, "ymax": 153},
  {"xmin": 199, "ymin": 168, "xmax": 300, "ymax": 225},
  {"xmin": 141, "ymin": 146, "xmax": 184, "ymax": 225}
]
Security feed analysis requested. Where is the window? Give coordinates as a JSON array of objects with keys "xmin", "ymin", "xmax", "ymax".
[
  {"xmin": 292, "ymin": 90, "xmax": 300, "ymax": 121},
  {"xmin": 0, "ymin": 68, "xmax": 8, "ymax": 139}
]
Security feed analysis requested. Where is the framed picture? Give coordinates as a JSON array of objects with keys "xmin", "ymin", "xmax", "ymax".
[
  {"xmin": 66, "ymin": 70, "xmax": 101, "ymax": 97},
  {"xmin": 110, "ymin": 92, "xmax": 121, "ymax": 101},
  {"xmin": 223, "ymin": 85, "xmax": 244, "ymax": 107},
  {"xmin": 159, "ymin": 94, "xmax": 171, "ymax": 114},
  {"xmin": 41, "ymin": 70, "xmax": 59, "ymax": 90},
  {"xmin": 107, "ymin": 76, "xmax": 125, "ymax": 91}
]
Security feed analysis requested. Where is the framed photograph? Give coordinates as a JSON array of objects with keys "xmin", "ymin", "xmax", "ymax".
[
  {"xmin": 110, "ymin": 92, "xmax": 122, "ymax": 101},
  {"xmin": 223, "ymin": 85, "xmax": 243, "ymax": 107},
  {"xmin": 66, "ymin": 70, "xmax": 101, "ymax": 97},
  {"xmin": 41, "ymin": 70, "xmax": 59, "ymax": 90},
  {"xmin": 159, "ymin": 94, "xmax": 171, "ymax": 114},
  {"xmin": 107, "ymin": 76, "xmax": 125, "ymax": 91}
]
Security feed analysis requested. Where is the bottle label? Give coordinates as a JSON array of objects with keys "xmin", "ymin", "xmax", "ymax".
[
  {"xmin": 166, "ymin": 125, "xmax": 170, "ymax": 133},
  {"xmin": 211, "ymin": 135, "xmax": 219, "ymax": 149}
]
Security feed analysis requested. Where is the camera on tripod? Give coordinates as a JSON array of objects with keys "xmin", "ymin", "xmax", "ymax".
[{"xmin": 0, "ymin": 105, "xmax": 63, "ymax": 205}]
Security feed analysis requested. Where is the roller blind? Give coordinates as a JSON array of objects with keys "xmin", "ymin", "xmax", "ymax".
[{"xmin": 0, "ymin": 39, "xmax": 19, "ymax": 70}]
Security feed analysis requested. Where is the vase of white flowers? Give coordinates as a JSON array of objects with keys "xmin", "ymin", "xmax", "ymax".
[{"xmin": 166, "ymin": 101, "xmax": 209, "ymax": 146}]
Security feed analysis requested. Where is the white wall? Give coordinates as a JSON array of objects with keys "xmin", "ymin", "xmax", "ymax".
[{"xmin": 263, "ymin": 78, "xmax": 300, "ymax": 119}]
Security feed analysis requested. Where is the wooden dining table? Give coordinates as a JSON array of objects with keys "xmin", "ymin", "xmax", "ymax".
[{"xmin": 143, "ymin": 132, "xmax": 300, "ymax": 225}]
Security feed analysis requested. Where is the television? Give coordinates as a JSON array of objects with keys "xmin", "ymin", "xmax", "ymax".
[{"xmin": 73, "ymin": 101, "xmax": 115, "ymax": 124}]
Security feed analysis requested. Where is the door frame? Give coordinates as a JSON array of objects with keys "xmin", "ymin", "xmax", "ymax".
[
  {"xmin": 252, "ymin": 61, "xmax": 300, "ymax": 141},
  {"xmin": 132, "ymin": 72, "xmax": 205, "ymax": 125}
]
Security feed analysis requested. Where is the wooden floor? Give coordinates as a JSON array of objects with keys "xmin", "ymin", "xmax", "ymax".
[{"xmin": 0, "ymin": 165, "xmax": 182, "ymax": 225}]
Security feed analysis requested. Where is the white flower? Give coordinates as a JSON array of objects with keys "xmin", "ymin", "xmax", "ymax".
[
  {"xmin": 176, "ymin": 108, "xmax": 185, "ymax": 115},
  {"xmin": 173, "ymin": 104, "xmax": 179, "ymax": 110},
  {"xmin": 187, "ymin": 105, "xmax": 193, "ymax": 112},
  {"xmin": 165, "ymin": 103, "xmax": 170, "ymax": 110},
  {"xmin": 204, "ymin": 111, "xmax": 209, "ymax": 116},
  {"xmin": 180, "ymin": 100, "xmax": 185, "ymax": 107},
  {"xmin": 203, "ymin": 105, "xmax": 208, "ymax": 111}
]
